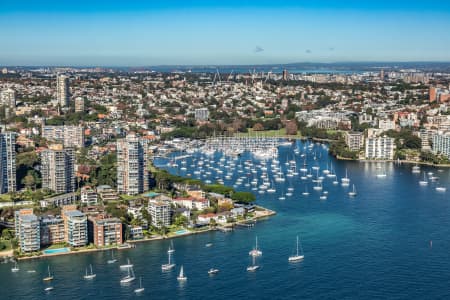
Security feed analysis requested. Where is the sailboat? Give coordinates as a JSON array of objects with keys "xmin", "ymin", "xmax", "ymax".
[
  {"xmin": 419, "ymin": 172, "xmax": 428, "ymax": 186},
  {"xmin": 43, "ymin": 265, "xmax": 54, "ymax": 281},
  {"xmin": 177, "ymin": 265, "xmax": 187, "ymax": 281},
  {"xmin": 44, "ymin": 286, "xmax": 54, "ymax": 292},
  {"xmin": 348, "ymin": 184, "xmax": 357, "ymax": 197},
  {"xmin": 119, "ymin": 258, "xmax": 133, "ymax": 269},
  {"xmin": 246, "ymin": 255, "xmax": 259, "ymax": 272},
  {"xmin": 341, "ymin": 169, "xmax": 350, "ymax": 186},
  {"xmin": 120, "ymin": 266, "xmax": 136, "ymax": 284},
  {"xmin": 11, "ymin": 261, "xmax": 19, "ymax": 272},
  {"xmin": 83, "ymin": 264, "xmax": 96, "ymax": 280},
  {"xmin": 249, "ymin": 236, "xmax": 262, "ymax": 257},
  {"xmin": 302, "ymin": 186, "xmax": 309, "ymax": 196},
  {"xmin": 161, "ymin": 251, "xmax": 176, "ymax": 271},
  {"xmin": 134, "ymin": 277, "xmax": 145, "ymax": 294},
  {"xmin": 167, "ymin": 241, "xmax": 175, "ymax": 254},
  {"xmin": 208, "ymin": 268, "xmax": 219, "ymax": 275},
  {"xmin": 288, "ymin": 236, "xmax": 305, "ymax": 262},
  {"xmin": 107, "ymin": 250, "xmax": 117, "ymax": 264}
]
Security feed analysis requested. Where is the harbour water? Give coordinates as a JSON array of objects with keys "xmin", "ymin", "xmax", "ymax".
[{"xmin": 2, "ymin": 141, "xmax": 450, "ymax": 299}]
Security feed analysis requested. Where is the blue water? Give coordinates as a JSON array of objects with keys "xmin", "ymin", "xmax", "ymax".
[{"xmin": 2, "ymin": 141, "xmax": 450, "ymax": 299}]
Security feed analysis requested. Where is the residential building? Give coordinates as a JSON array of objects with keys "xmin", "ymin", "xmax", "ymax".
[
  {"xmin": 56, "ymin": 74, "xmax": 70, "ymax": 107},
  {"xmin": 117, "ymin": 134, "xmax": 150, "ymax": 195},
  {"xmin": 418, "ymin": 129, "xmax": 431, "ymax": 151},
  {"xmin": 88, "ymin": 216, "xmax": 123, "ymax": 247},
  {"xmin": 40, "ymin": 144, "xmax": 76, "ymax": 193},
  {"xmin": 129, "ymin": 226, "xmax": 144, "ymax": 240},
  {"xmin": 97, "ymin": 185, "xmax": 119, "ymax": 202},
  {"xmin": 432, "ymin": 132, "xmax": 450, "ymax": 159},
  {"xmin": 148, "ymin": 201, "xmax": 171, "ymax": 228},
  {"xmin": 42, "ymin": 125, "xmax": 85, "ymax": 148},
  {"xmin": 345, "ymin": 132, "xmax": 364, "ymax": 151},
  {"xmin": 40, "ymin": 216, "xmax": 65, "ymax": 246},
  {"xmin": 365, "ymin": 136, "xmax": 396, "ymax": 160},
  {"xmin": 194, "ymin": 108, "xmax": 209, "ymax": 121},
  {"xmin": 0, "ymin": 132, "xmax": 16, "ymax": 194},
  {"xmin": 74, "ymin": 96, "xmax": 85, "ymax": 112},
  {"xmin": 0, "ymin": 88, "xmax": 16, "ymax": 107},
  {"xmin": 172, "ymin": 197, "xmax": 210, "ymax": 210},
  {"xmin": 378, "ymin": 119, "xmax": 396, "ymax": 131},
  {"xmin": 81, "ymin": 186, "xmax": 98, "ymax": 205},
  {"xmin": 14, "ymin": 209, "xmax": 40, "ymax": 252},
  {"xmin": 39, "ymin": 192, "xmax": 78, "ymax": 208},
  {"xmin": 62, "ymin": 206, "xmax": 88, "ymax": 247}
]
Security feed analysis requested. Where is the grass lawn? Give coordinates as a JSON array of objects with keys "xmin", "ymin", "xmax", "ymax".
[
  {"xmin": 235, "ymin": 128, "xmax": 303, "ymax": 138},
  {"xmin": 0, "ymin": 194, "xmax": 11, "ymax": 202}
]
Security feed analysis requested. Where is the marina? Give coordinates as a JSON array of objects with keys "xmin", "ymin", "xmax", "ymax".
[{"xmin": 2, "ymin": 140, "xmax": 450, "ymax": 299}]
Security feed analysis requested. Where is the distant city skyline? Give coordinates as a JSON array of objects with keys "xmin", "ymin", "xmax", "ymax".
[{"xmin": 1, "ymin": 0, "xmax": 450, "ymax": 66}]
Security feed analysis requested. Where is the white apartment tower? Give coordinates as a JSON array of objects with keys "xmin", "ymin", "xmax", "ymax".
[
  {"xmin": 40, "ymin": 145, "xmax": 76, "ymax": 193},
  {"xmin": 117, "ymin": 134, "xmax": 150, "ymax": 195},
  {"xmin": 56, "ymin": 74, "xmax": 70, "ymax": 107},
  {"xmin": 0, "ymin": 132, "xmax": 16, "ymax": 194}
]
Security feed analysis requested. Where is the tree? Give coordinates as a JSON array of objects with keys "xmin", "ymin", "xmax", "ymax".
[
  {"xmin": 285, "ymin": 121, "xmax": 298, "ymax": 135},
  {"xmin": 22, "ymin": 174, "xmax": 36, "ymax": 190},
  {"xmin": 252, "ymin": 123, "xmax": 264, "ymax": 131},
  {"xmin": 231, "ymin": 191, "xmax": 256, "ymax": 204}
]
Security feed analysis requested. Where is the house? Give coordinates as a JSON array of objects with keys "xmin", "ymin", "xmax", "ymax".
[{"xmin": 172, "ymin": 197, "xmax": 210, "ymax": 210}]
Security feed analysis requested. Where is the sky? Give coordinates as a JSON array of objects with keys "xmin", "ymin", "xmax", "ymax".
[{"xmin": 1, "ymin": 0, "xmax": 450, "ymax": 66}]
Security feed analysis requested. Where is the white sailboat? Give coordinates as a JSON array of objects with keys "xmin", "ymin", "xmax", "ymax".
[
  {"xmin": 341, "ymin": 169, "xmax": 350, "ymax": 186},
  {"xmin": 44, "ymin": 286, "xmax": 54, "ymax": 292},
  {"xmin": 83, "ymin": 264, "xmax": 96, "ymax": 280},
  {"xmin": 288, "ymin": 236, "xmax": 305, "ymax": 262},
  {"xmin": 177, "ymin": 265, "xmax": 187, "ymax": 281},
  {"xmin": 119, "ymin": 258, "xmax": 133, "ymax": 269},
  {"xmin": 249, "ymin": 236, "xmax": 262, "ymax": 257},
  {"xmin": 302, "ymin": 186, "xmax": 309, "ymax": 196},
  {"xmin": 161, "ymin": 251, "xmax": 176, "ymax": 271},
  {"xmin": 348, "ymin": 184, "xmax": 357, "ymax": 197},
  {"xmin": 43, "ymin": 265, "xmax": 54, "ymax": 281},
  {"xmin": 419, "ymin": 172, "xmax": 428, "ymax": 186},
  {"xmin": 134, "ymin": 277, "xmax": 145, "ymax": 294},
  {"xmin": 208, "ymin": 268, "xmax": 219, "ymax": 275},
  {"xmin": 107, "ymin": 250, "xmax": 117, "ymax": 264},
  {"xmin": 246, "ymin": 255, "xmax": 259, "ymax": 272},
  {"xmin": 168, "ymin": 241, "xmax": 175, "ymax": 254},
  {"xmin": 120, "ymin": 266, "xmax": 136, "ymax": 284},
  {"xmin": 11, "ymin": 261, "xmax": 19, "ymax": 273}
]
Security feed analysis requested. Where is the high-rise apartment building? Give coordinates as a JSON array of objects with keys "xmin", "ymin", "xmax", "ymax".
[
  {"xmin": 62, "ymin": 205, "xmax": 87, "ymax": 247},
  {"xmin": 148, "ymin": 201, "xmax": 171, "ymax": 228},
  {"xmin": 74, "ymin": 97, "xmax": 85, "ymax": 112},
  {"xmin": 345, "ymin": 132, "xmax": 364, "ymax": 152},
  {"xmin": 42, "ymin": 124, "xmax": 85, "ymax": 148},
  {"xmin": 56, "ymin": 74, "xmax": 70, "ymax": 107},
  {"xmin": 14, "ymin": 209, "xmax": 40, "ymax": 252},
  {"xmin": 88, "ymin": 216, "xmax": 123, "ymax": 247},
  {"xmin": 40, "ymin": 144, "xmax": 76, "ymax": 193},
  {"xmin": 117, "ymin": 134, "xmax": 150, "ymax": 195},
  {"xmin": 0, "ymin": 88, "xmax": 16, "ymax": 107},
  {"xmin": 365, "ymin": 136, "xmax": 396, "ymax": 160},
  {"xmin": 0, "ymin": 132, "xmax": 16, "ymax": 194},
  {"xmin": 432, "ymin": 132, "xmax": 450, "ymax": 159},
  {"xmin": 40, "ymin": 216, "xmax": 65, "ymax": 246}
]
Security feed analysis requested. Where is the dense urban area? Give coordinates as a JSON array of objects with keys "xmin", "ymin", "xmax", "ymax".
[{"xmin": 1, "ymin": 66, "xmax": 450, "ymax": 258}]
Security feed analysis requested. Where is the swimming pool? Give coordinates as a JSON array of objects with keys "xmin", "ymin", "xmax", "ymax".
[
  {"xmin": 175, "ymin": 229, "xmax": 189, "ymax": 235},
  {"xmin": 43, "ymin": 248, "xmax": 70, "ymax": 255}
]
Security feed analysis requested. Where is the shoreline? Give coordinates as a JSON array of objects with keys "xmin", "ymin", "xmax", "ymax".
[
  {"xmin": 15, "ymin": 206, "xmax": 276, "ymax": 261},
  {"xmin": 335, "ymin": 155, "xmax": 450, "ymax": 168}
]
